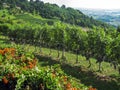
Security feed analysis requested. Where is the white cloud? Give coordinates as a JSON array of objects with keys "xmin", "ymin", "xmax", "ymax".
[{"xmin": 41, "ymin": 0, "xmax": 120, "ymax": 9}]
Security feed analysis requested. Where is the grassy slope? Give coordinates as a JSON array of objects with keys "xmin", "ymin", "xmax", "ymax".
[{"xmin": 42, "ymin": 48, "xmax": 119, "ymax": 76}]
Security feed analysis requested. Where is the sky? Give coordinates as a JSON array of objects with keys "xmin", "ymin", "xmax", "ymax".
[{"xmin": 41, "ymin": 0, "xmax": 120, "ymax": 9}]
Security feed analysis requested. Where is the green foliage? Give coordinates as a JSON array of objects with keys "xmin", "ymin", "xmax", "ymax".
[{"xmin": 0, "ymin": 47, "xmax": 89, "ymax": 90}]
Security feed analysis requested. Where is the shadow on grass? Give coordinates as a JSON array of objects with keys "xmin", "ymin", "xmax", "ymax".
[{"xmin": 36, "ymin": 54, "xmax": 119, "ymax": 90}]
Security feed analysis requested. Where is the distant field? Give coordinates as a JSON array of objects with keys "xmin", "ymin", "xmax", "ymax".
[{"xmin": 79, "ymin": 8, "xmax": 120, "ymax": 27}]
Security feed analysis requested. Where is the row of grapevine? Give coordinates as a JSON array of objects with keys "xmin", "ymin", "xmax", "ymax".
[{"xmin": 0, "ymin": 19, "xmax": 120, "ymax": 73}]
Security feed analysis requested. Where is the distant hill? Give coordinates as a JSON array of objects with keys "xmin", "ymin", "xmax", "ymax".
[
  {"xmin": 78, "ymin": 8, "xmax": 120, "ymax": 27},
  {"xmin": 0, "ymin": 0, "xmax": 113, "ymax": 29}
]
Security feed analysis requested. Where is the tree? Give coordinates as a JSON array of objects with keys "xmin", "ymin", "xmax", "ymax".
[
  {"xmin": 30, "ymin": 0, "xmax": 34, "ymax": 2},
  {"xmin": 117, "ymin": 26, "xmax": 120, "ymax": 32},
  {"xmin": 35, "ymin": 0, "xmax": 39, "ymax": 3},
  {"xmin": 61, "ymin": 5, "xmax": 66, "ymax": 8},
  {"xmin": 0, "ymin": 0, "xmax": 3, "ymax": 8}
]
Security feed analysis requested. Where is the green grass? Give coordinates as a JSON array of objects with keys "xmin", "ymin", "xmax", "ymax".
[{"xmin": 37, "ymin": 47, "xmax": 119, "ymax": 76}]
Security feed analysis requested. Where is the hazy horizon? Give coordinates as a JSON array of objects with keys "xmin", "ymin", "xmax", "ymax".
[{"xmin": 41, "ymin": 0, "xmax": 120, "ymax": 10}]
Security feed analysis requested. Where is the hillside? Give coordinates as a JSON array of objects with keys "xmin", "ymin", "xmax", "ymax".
[
  {"xmin": 0, "ymin": 0, "xmax": 113, "ymax": 29},
  {"xmin": 0, "ymin": 0, "xmax": 120, "ymax": 90}
]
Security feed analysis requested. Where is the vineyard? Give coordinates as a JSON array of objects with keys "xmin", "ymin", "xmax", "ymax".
[
  {"xmin": 0, "ymin": 3, "xmax": 120, "ymax": 90},
  {"xmin": 0, "ymin": 13, "xmax": 120, "ymax": 73}
]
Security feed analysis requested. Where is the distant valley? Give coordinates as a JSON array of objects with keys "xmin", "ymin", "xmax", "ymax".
[{"xmin": 78, "ymin": 8, "xmax": 120, "ymax": 27}]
